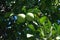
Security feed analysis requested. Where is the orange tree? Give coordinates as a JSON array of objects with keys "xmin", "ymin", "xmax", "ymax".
[{"xmin": 0, "ymin": 0, "xmax": 60, "ymax": 40}]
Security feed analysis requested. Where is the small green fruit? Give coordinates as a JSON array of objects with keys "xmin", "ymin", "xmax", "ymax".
[
  {"xmin": 17, "ymin": 14, "xmax": 25, "ymax": 24},
  {"xmin": 26, "ymin": 13, "xmax": 34, "ymax": 21},
  {"xmin": 10, "ymin": 13, "xmax": 14, "ymax": 16}
]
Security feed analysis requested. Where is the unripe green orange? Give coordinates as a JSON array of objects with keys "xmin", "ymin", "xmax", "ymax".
[
  {"xmin": 26, "ymin": 13, "xmax": 34, "ymax": 21},
  {"xmin": 17, "ymin": 14, "xmax": 25, "ymax": 24}
]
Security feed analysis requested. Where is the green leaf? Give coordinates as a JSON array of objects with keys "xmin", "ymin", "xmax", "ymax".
[
  {"xmin": 28, "ymin": 24, "xmax": 35, "ymax": 31},
  {"xmin": 39, "ymin": 16, "xmax": 47, "ymax": 24}
]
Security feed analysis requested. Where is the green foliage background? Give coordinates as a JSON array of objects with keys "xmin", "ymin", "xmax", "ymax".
[{"xmin": 0, "ymin": 0, "xmax": 60, "ymax": 40}]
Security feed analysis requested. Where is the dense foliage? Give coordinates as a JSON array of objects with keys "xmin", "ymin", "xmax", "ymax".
[{"xmin": 0, "ymin": 0, "xmax": 60, "ymax": 40}]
